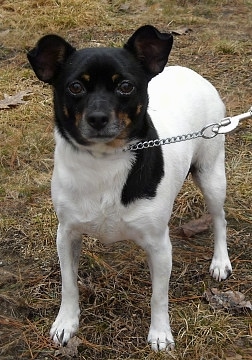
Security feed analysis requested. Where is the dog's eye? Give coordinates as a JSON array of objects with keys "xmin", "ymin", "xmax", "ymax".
[
  {"xmin": 117, "ymin": 81, "xmax": 135, "ymax": 96},
  {"xmin": 68, "ymin": 81, "xmax": 85, "ymax": 95}
]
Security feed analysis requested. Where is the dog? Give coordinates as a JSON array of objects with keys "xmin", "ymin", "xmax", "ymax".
[{"xmin": 27, "ymin": 25, "xmax": 232, "ymax": 351}]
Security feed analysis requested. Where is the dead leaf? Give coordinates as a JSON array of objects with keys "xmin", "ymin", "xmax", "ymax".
[
  {"xmin": 54, "ymin": 336, "xmax": 82, "ymax": 357},
  {"xmin": 119, "ymin": 2, "xmax": 130, "ymax": 12},
  {"xmin": 0, "ymin": 29, "xmax": 10, "ymax": 37},
  {"xmin": 171, "ymin": 27, "xmax": 192, "ymax": 35},
  {"xmin": 0, "ymin": 269, "xmax": 18, "ymax": 287},
  {"xmin": 0, "ymin": 90, "xmax": 33, "ymax": 109},
  {"xmin": 204, "ymin": 288, "xmax": 252, "ymax": 313},
  {"xmin": 226, "ymin": 355, "xmax": 242, "ymax": 360},
  {"xmin": 173, "ymin": 214, "xmax": 212, "ymax": 238}
]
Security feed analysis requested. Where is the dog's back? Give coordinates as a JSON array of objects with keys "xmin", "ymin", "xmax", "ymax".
[
  {"xmin": 147, "ymin": 65, "xmax": 226, "ymax": 205},
  {"xmin": 149, "ymin": 66, "xmax": 225, "ymax": 136}
]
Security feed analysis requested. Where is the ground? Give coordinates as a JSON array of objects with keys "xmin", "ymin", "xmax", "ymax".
[{"xmin": 0, "ymin": 0, "xmax": 251, "ymax": 359}]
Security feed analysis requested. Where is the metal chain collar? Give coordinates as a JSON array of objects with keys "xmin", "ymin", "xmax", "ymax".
[{"xmin": 124, "ymin": 107, "xmax": 252, "ymax": 152}]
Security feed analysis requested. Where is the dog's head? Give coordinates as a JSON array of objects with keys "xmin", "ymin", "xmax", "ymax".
[{"xmin": 27, "ymin": 26, "xmax": 173, "ymax": 149}]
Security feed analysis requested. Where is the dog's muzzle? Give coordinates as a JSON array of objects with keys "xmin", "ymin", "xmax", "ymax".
[{"xmin": 79, "ymin": 111, "xmax": 125, "ymax": 143}]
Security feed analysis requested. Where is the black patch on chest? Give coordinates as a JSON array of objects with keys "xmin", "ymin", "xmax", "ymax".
[{"xmin": 121, "ymin": 117, "xmax": 164, "ymax": 206}]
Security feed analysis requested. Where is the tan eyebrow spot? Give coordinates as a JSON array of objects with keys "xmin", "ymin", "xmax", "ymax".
[
  {"xmin": 82, "ymin": 74, "xmax": 90, "ymax": 82},
  {"xmin": 112, "ymin": 74, "xmax": 120, "ymax": 82}
]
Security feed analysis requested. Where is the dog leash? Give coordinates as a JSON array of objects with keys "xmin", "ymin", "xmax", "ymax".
[{"xmin": 124, "ymin": 106, "xmax": 252, "ymax": 152}]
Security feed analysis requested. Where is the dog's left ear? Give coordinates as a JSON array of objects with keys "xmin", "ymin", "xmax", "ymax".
[{"xmin": 124, "ymin": 25, "xmax": 173, "ymax": 80}]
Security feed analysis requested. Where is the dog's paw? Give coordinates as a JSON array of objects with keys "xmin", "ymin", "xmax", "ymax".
[
  {"xmin": 148, "ymin": 326, "xmax": 175, "ymax": 351},
  {"xmin": 50, "ymin": 310, "xmax": 79, "ymax": 346},
  {"xmin": 210, "ymin": 257, "xmax": 232, "ymax": 282}
]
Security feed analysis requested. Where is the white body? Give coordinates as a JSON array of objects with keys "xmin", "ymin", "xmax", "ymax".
[{"xmin": 50, "ymin": 66, "xmax": 232, "ymax": 350}]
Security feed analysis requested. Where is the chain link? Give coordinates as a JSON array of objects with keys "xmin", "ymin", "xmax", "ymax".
[
  {"xmin": 124, "ymin": 126, "xmax": 216, "ymax": 152},
  {"xmin": 123, "ymin": 107, "xmax": 252, "ymax": 152}
]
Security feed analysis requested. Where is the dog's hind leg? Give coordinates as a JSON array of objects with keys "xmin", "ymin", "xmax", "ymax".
[
  {"xmin": 50, "ymin": 224, "xmax": 82, "ymax": 345},
  {"xmin": 142, "ymin": 227, "xmax": 175, "ymax": 351},
  {"xmin": 191, "ymin": 146, "xmax": 232, "ymax": 281}
]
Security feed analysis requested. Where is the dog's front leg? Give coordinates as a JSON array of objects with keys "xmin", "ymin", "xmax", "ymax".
[
  {"xmin": 50, "ymin": 224, "xmax": 82, "ymax": 345},
  {"xmin": 144, "ymin": 227, "xmax": 175, "ymax": 351}
]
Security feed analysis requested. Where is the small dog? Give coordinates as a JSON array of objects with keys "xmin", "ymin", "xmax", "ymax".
[{"xmin": 28, "ymin": 25, "xmax": 232, "ymax": 351}]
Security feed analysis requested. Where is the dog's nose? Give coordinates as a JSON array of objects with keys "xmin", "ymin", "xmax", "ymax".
[{"xmin": 87, "ymin": 111, "xmax": 109, "ymax": 130}]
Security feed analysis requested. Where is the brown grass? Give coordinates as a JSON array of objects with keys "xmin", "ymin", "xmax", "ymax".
[{"xmin": 0, "ymin": 0, "xmax": 251, "ymax": 359}]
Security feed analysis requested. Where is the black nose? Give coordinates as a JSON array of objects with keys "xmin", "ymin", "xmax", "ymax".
[{"xmin": 87, "ymin": 111, "xmax": 109, "ymax": 130}]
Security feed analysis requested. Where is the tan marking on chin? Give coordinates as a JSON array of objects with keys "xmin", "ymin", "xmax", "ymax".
[
  {"xmin": 107, "ymin": 127, "xmax": 130, "ymax": 148},
  {"xmin": 107, "ymin": 138, "xmax": 127, "ymax": 148}
]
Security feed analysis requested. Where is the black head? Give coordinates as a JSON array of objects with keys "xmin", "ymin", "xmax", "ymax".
[{"xmin": 27, "ymin": 25, "xmax": 173, "ymax": 149}]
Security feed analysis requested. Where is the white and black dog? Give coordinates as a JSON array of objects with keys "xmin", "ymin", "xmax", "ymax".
[{"xmin": 27, "ymin": 25, "xmax": 232, "ymax": 351}]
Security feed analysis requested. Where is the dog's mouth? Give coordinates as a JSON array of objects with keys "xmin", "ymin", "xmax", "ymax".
[
  {"xmin": 75, "ymin": 112, "xmax": 130, "ymax": 147},
  {"xmin": 67, "ymin": 131, "xmax": 130, "ymax": 154},
  {"xmin": 69, "ymin": 126, "xmax": 129, "ymax": 150},
  {"xmin": 88, "ymin": 134, "xmax": 118, "ymax": 143}
]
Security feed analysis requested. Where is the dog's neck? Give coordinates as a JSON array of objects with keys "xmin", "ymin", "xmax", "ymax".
[{"xmin": 54, "ymin": 129, "xmax": 136, "ymax": 159}]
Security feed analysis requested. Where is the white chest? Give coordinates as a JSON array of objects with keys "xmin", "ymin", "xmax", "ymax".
[{"xmin": 51, "ymin": 137, "xmax": 138, "ymax": 243}]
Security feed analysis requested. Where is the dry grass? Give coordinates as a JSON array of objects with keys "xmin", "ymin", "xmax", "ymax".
[{"xmin": 0, "ymin": 0, "xmax": 252, "ymax": 359}]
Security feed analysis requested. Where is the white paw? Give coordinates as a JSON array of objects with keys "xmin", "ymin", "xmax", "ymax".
[
  {"xmin": 50, "ymin": 309, "xmax": 80, "ymax": 345},
  {"xmin": 210, "ymin": 257, "xmax": 232, "ymax": 281},
  {"xmin": 148, "ymin": 326, "xmax": 175, "ymax": 351}
]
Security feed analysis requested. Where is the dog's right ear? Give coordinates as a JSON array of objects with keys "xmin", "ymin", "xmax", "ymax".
[{"xmin": 27, "ymin": 35, "xmax": 76, "ymax": 84}]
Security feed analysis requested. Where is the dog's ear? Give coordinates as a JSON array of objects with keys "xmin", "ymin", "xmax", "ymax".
[
  {"xmin": 124, "ymin": 25, "xmax": 173, "ymax": 80},
  {"xmin": 27, "ymin": 35, "xmax": 76, "ymax": 84}
]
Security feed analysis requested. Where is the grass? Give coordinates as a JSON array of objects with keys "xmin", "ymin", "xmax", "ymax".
[{"xmin": 0, "ymin": 0, "xmax": 252, "ymax": 359}]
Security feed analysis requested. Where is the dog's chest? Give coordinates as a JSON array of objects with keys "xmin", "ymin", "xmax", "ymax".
[{"xmin": 52, "ymin": 142, "xmax": 137, "ymax": 243}]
